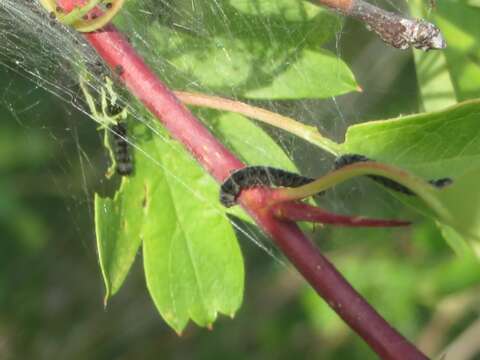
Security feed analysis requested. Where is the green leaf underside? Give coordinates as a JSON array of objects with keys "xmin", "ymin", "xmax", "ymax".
[
  {"xmin": 243, "ymin": 49, "xmax": 357, "ymax": 99},
  {"xmin": 341, "ymin": 100, "xmax": 480, "ymax": 179},
  {"xmin": 437, "ymin": 222, "xmax": 479, "ymax": 259},
  {"xmin": 210, "ymin": 112, "xmax": 299, "ymax": 170},
  {"xmin": 434, "ymin": 167, "xmax": 480, "ymax": 249},
  {"xmin": 291, "ymin": 160, "xmax": 480, "ymax": 257},
  {"xmin": 340, "ymin": 100, "xmax": 480, "ymax": 253},
  {"xmin": 412, "ymin": 40, "xmax": 457, "ymax": 112},
  {"xmin": 120, "ymin": 0, "xmax": 357, "ymax": 99},
  {"xmin": 411, "ymin": 0, "xmax": 480, "ymax": 108},
  {"xmin": 95, "ymin": 122, "xmax": 243, "ymax": 333},
  {"xmin": 95, "ymin": 178, "xmax": 146, "ymax": 300},
  {"xmin": 435, "ymin": 2, "xmax": 480, "ymax": 101},
  {"xmin": 204, "ymin": 110, "xmax": 302, "ymax": 221},
  {"xmin": 409, "ymin": 0, "xmax": 457, "ymax": 112},
  {"xmin": 143, "ymin": 139, "xmax": 244, "ymax": 332}
]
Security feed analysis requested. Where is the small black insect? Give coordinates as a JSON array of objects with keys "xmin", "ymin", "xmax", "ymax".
[
  {"xmin": 106, "ymin": 102, "xmax": 124, "ymax": 118},
  {"xmin": 111, "ymin": 122, "xmax": 133, "ymax": 176},
  {"xmin": 334, "ymin": 154, "xmax": 452, "ymax": 195},
  {"xmin": 220, "ymin": 166, "xmax": 316, "ymax": 207},
  {"xmin": 114, "ymin": 64, "xmax": 124, "ymax": 77},
  {"xmin": 219, "ymin": 155, "xmax": 453, "ymax": 208}
]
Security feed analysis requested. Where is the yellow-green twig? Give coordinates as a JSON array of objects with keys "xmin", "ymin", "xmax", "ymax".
[
  {"xmin": 277, "ymin": 161, "xmax": 452, "ymax": 223},
  {"xmin": 175, "ymin": 91, "xmax": 342, "ymax": 156}
]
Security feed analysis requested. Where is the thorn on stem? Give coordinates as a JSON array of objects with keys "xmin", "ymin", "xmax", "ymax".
[{"xmin": 272, "ymin": 202, "xmax": 411, "ymax": 228}]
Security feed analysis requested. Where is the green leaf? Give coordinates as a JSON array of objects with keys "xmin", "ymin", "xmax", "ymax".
[
  {"xmin": 95, "ymin": 177, "xmax": 146, "ymax": 301},
  {"xmin": 121, "ymin": 0, "xmax": 357, "ymax": 99},
  {"xmin": 410, "ymin": 0, "xmax": 480, "ymax": 107},
  {"xmin": 143, "ymin": 138, "xmax": 244, "ymax": 333},
  {"xmin": 95, "ymin": 122, "xmax": 244, "ymax": 333},
  {"xmin": 433, "ymin": 166, "xmax": 480, "ymax": 248},
  {"xmin": 204, "ymin": 110, "xmax": 303, "ymax": 221},
  {"xmin": 341, "ymin": 100, "xmax": 480, "ymax": 179},
  {"xmin": 409, "ymin": 0, "xmax": 457, "ymax": 112},
  {"xmin": 210, "ymin": 112, "xmax": 298, "ymax": 170},
  {"xmin": 413, "ymin": 48, "xmax": 457, "ymax": 112},
  {"xmin": 438, "ymin": 223, "xmax": 477, "ymax": 258},
  {"xmin": 435, "ymin": 2, "xmax": 480, "ymax": 101},
  {"xmin": 467, "ymin": 0, "xmax": 480, "ymax": 7},
  {"xmin": 339, "ymin": 100, "xmax": 480, "ymax": 252},
  {"xmin": 243, "ymin": 49, "xmax": 357, "ymax": 99}
]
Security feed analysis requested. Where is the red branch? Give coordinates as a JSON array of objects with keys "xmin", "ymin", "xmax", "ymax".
[
  {"xmin": 57, "ymin": 1, "xmax": 429, "ymax": 357},
  {"xmin": 272, "ymin": 202, "xmax": 411, "ymax": 227}
]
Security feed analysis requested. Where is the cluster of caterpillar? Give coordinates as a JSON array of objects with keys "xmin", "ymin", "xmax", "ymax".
[
  {"xmin": 105, "ymin": 97, "xmax": 133, "ymax": 176},
  {"xmin": 220, "ymin": 167, "xmax": 315, "ymax": 208},
  {"xmin": 219, "ymin": 154, "xmax": 452, "ymax": 207},
  {"xmin": 110, "ymin": 122, "xmax": 133, "ymax": 176},
  {"xmin": 333, "ymin": 154, "xmax": 452, "ymax": 195}
]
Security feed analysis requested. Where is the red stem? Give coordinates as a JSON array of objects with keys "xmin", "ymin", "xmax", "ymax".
[
  {"xmin": 272, "ymin": 202, "xmax": 411, "ymax": 227},
  {"xmin": 61, "ymin": 10, "xmax": 429, "ymax": 359}
]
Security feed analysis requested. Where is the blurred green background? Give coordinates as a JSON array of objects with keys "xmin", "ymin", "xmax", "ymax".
[{"xmin": 1, "ymin": 13, "xmax": 480, "ymax": 360}]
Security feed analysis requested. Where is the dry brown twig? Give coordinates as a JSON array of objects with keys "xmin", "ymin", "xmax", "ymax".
[{"xmin": 319, "ymin": 0, "xmax": 446, "ymax": 50}]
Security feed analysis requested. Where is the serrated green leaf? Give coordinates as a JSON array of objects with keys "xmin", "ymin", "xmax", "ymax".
[
  {"xmin": 341, "ymin": 100, "xmax": 480, "ymax": 178},
  {"xmin": 143, "ymin": 138, "xmax": 244, "ymax": 333},
  {"xmin": 121, "ymin": 0, "xmax": 357, "ymax": 99},
  {"xmin": 243, "ymin": 49, "xmax": 357, "ymax": 99},
  {"xmin": 95, "ymin": 177, "xmax": 146, "ymax": 301},
  {"xmin": 339, "ymin": 100, "xmax": 480, "ymax": 253},
  {"xmin": 95, "ymin": 122, "xmax": 244, "ymax": 333}
]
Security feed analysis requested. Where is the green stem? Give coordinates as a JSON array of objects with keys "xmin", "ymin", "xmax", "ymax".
[
  {"xmin": 276, "ymin": 161, "xmax": 453, "ymax": 223},
  {"xmin": 174, "ymin": 91, "xmax": 342, "ymax": 156}
]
